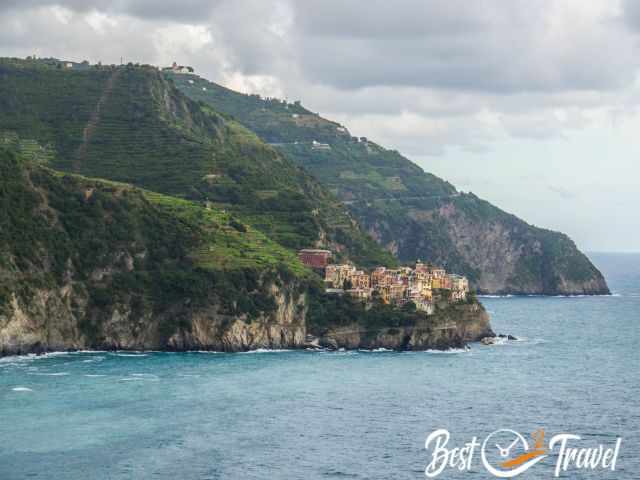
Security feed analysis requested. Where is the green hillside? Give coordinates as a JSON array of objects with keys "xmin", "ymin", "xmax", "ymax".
[
  {"xmin": 0, "ymin": 57, "xmax": 393, "ymax": 268},
  {"xmin": 0, "ymin": 147, "xmax": 312, "ymax": 347},
  {"xmin": 170, "ymin": 72, "xmax": 609, "ymax": 295}
]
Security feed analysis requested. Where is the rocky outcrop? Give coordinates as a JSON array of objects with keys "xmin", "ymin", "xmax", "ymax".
[
  {"xmin": 317, "ymin": 302, "xmax": 493, "ymax": 351},
  {"xmin": 0, "ymin": 280, "xmax": 308, "ymax": 356}
]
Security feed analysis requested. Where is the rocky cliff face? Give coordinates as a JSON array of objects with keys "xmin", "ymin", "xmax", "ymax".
[
  {"xmin": 315, "ymin": 302, "xmax": 493, "ymax": 351},
  {"xmin": 0, "ymin": 280, "xmax": 308, "ymax": 356}
]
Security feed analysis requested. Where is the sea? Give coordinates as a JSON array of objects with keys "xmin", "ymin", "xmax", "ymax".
[{"xmin": 0, "ymin": 252, "xmax": 638, "ymax": 479}]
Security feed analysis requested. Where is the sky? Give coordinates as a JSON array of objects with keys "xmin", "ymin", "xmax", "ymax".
[{"xmin": 1, "ymin": 0, "xmax": 638, "ymax": 252}]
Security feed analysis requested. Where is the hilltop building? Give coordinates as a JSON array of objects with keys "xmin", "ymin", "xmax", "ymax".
[
  {"xmin": 298, "ymin": 249, "xmax": 332, "ymax": 269},
  {"xmin": 311, "ymin": 140, "xmax": 331, "ymax": 150},
  {"xmin": 163, "ymin": 62, "xmax": 194, "ymax": 74}
]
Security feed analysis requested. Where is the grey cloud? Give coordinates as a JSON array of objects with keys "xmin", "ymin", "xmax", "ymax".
[
  {"xmin": 288, "ymin": 1, "xmax": 638, "ymax": 93},
  {"xmin": 622, "ymin": 0, "xmax": 640, "ymax": 30},
  {"xmin": 0, "ymin": 0, "xmax": 219, "ymax": 22}
]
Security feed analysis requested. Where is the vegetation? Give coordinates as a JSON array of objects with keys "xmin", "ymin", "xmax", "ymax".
[
  {"xmin": 0, "ymin": 147, "xmax": 309, "ymax": 341},
  {"xmin": 306, "ymin": 287, "xmax": 425, "ymax": 336},
  {"xmin": 0, "ymin": 57, "xmax": 394, "ymax": 268}
]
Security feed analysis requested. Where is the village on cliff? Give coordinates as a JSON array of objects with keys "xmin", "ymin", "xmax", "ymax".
[{"xmin": 298, "ymin": 249, "xmax": 470, "ymax": 315}]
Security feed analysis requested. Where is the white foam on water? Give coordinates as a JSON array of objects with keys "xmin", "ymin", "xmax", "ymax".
[
  {"xmin": 29, "ymin": 372, "xmax": 69, "ymax": 376},
  {"xmin": 84, "ymin": 374, "xmax": 107, "ymax": 378},
  {"xmin": 358, "ymin": 348, "xmax": 394, "ymax": 353},
  {"xmin": 405, "ymin": 346, "xmax": 471, "ymax": 354},
  {"xmin": 12, "ymin": 387, "xmax": 33, "ymax": 392},
  {"xmin": 110, "ymin": 353, "xmax": 149, "ymax": 357},
  {"xmin": 0, "ymin": 351, "xmax": 70, "ymax": 363},
  {"xmin": 238, "ymin": 348, "xmax": 293, "ymax": 354}
]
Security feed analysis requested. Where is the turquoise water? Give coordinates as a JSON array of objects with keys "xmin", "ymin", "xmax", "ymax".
[{"xmin": 1, "ymin": 253, "xmax": 638, "ymax": 479}]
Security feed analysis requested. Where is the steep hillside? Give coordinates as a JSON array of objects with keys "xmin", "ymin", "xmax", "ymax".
[
  {"xmin": 0, "ymin": 57, "xmax": 393, "ymax": 268},
  {"xmin": 0, "ymin": 148, "xmax": 492, "ymax": 354},
  {"xmin": 171, "ymin": 73, "xmax": 610, "ymax": 295},
  {"xmin": 0, "ymin": 147, "xmax": 315, "ymax": 354}
]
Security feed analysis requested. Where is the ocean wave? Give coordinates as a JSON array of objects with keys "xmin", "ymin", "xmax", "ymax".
[
  {"xmin": 0, "ymin": 351, "xmax": 71, "ymax": 363},
  {"xmin": 357, "ymin": 348, "xmax": 394, "ymax": 353},
  {"xmin": 422, "ymin": 347, "xmax": 470, "ymax": 354},
  {"xmin": 109, "ymin": 353, "xmax": 150, "ymax": 357},
  {"xmin": 84, "ymin": 374, "xmax": 107, "ymax": 378},
  {"xmin": 28, "ymin": 372, "xmax": 69, "ymax": 376},
  {"xmin": 238, "ymin": 348, "xmax": 293, "ymax": 354},
  {"xmin": 401, "ymin": 346, "xmax": 470, "ymax": 354},
  {"xmin": 11, "ymin": 387, "xmax": 33, "ymax": 392},
  {"xmin": 81, "ymin": 356, "xmax": 106, "ymax": 363}
]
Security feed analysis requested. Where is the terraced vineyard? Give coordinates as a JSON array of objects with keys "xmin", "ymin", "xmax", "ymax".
[
  {"xmin": 1, "ymin": 131, "xmax": 55, "ymax": 164},
  {"xmin": 143, "ymin": 191, "xmax": 309, "ymax": 274}
]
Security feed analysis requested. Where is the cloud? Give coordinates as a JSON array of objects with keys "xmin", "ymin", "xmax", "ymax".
[
  {"xmin": 0, "ymin": 0, "xmax": 219, "ymax": 22},
  {"xmin": 288, "ymin": 0, "xmax": 637, "ymax": 93}
]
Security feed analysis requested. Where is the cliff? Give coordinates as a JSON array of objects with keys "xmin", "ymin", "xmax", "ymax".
[
  {"xmin": 1, "ymin": 275, "xmax": 308, "ymax": 355},
  {"xmin": 307, "ymin": 293, "xmax": 493, "ymax": 350},
  {"xmin": 170, "ymin": 72, "xmax": 610, "ymax": 295}
]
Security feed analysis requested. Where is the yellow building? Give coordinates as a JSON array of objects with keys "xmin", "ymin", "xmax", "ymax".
[
  {"xmin": 325, "ymin": 264, "xmax": 356, "ymax": 288},
  {"xmin": 349, "ymin": 270, "xmax": 370, "ymax": 289}
]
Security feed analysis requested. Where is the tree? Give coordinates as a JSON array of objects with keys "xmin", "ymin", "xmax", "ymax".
[{"xmin": 402, "ymin": 301, "xmax": 416, "ymax": 313}]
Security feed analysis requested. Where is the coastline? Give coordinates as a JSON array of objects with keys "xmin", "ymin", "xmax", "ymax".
[{"xmin": 0, "ymin": 344, "xmax": 479, "ymax": 360}]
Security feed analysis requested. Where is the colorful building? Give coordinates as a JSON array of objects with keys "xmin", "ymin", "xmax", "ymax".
[{"xmin": 298, "ymin": 249, "xmax": 332, "ymax": 269}]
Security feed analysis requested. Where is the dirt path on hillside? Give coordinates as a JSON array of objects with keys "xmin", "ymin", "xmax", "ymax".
[{"xmin": 74, "ymin": 69, "xmax": 121, "ymax": 172}]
